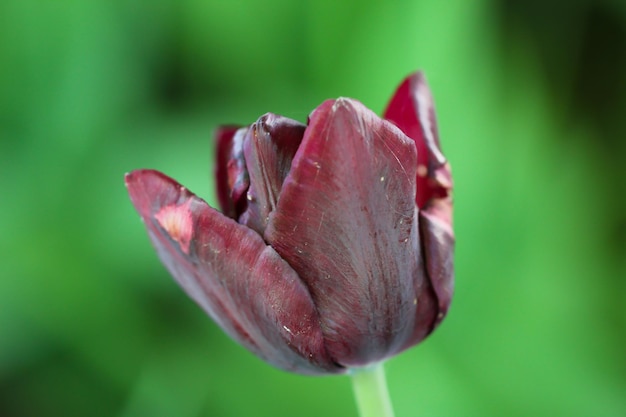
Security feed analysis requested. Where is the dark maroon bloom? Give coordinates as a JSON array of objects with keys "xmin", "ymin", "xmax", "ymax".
[{"xmin": 125, "ymin": 72, "xmax": 453, "ymax": 375}]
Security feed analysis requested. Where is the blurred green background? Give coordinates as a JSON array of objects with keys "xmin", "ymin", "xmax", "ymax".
[{"xmin": 1, "ymin": 1, "xmax": 625, "ymax": 416}]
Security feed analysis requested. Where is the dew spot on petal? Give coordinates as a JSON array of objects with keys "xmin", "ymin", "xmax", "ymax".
[
  {"xmin": 417, "ymin": 164, "xmax": 428, "ymax": 177},
  {"xmin": 154, "ymin": 201, "xmax": 194, "ymax": 254}
]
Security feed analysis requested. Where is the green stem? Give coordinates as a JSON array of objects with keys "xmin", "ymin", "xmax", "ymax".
[{"xmin": 350, "ymin": 363, "xmax": 395, "ymax": 417}]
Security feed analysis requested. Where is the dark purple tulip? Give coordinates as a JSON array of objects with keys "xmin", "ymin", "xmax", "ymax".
[{"xmin": 125, "ymin": 72, "xmax": 453, "ymax": 375}]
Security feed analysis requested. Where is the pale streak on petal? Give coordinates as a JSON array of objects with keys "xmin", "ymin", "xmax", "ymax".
[{"xmin": 155, "ymin": 198, "xmax": 194, "ymax": 254}]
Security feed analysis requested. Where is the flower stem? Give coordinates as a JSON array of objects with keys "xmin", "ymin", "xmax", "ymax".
[{"xmin": 350, "ymin": 363, "xmax": 395, "ymax": 417}]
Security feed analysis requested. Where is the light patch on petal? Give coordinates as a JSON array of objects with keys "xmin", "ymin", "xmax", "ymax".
[{"xmin": 155, "ymin": 200, "xmax": 194, "ymax": 254}]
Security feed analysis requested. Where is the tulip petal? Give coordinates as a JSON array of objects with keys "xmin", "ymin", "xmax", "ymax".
[
  {"xmin": 126, "ymin": 169, "xmax": 342, "ymax": 374},
  {"xmin": 419, "ymin": 208, "xmax": 454, "ymax": 326},
  {"xmin": 239, "ymin": 114, "xmax": 305, "ymax": 235},
  {"xmin": 384, "ymin": 72, "xmax": 455, "ymax": 326},
  {"xmin": 215, "ymin": 125, "xmax": 249, "ymax": 219},
  {"xmin": 383, "ymin": 72, "xmax": 451, "ymax": 209},
  {"xmin": 265, "ymin": 99, "xmax": 423, "ymax": 367}
]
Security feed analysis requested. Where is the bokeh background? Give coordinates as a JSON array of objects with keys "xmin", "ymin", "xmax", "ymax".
[{"xmin": 1, "ymin": 1, "xmax": 625, "ymax": 416}]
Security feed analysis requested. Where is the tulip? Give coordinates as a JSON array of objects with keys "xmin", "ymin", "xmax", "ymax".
[{"xmin": 125, "ymin": 71, "xmax": 453, "ymax": 376}]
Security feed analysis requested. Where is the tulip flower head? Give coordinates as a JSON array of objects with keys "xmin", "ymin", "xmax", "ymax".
[{"xmin": 126, "ymin": 72, "xmax": 453, "ymax": 375}]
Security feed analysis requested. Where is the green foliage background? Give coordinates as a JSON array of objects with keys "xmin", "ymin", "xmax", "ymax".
[{"xmin": 1, "ymin": 1, "xmax": 625, "ymax": 416}]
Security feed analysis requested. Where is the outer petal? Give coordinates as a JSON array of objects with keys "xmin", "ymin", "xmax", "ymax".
[
  {"xmin": 383, "ymin": 72, "xmax": 454, "ymax": 327},
  {"xmin": 383, "ymin": 71, "xmax": 451, "ymax": 209},
  {"xmin": 238, "ymin": 114, "xmax": 305, "ymax": 235},
  {"xmin": 264, "ymin": 99, "xmax": 423, "ymax": 367},
  {"xmin": 126, "ymin": 169, "xmax": 341, "ymax": 374},
  {"xmin": 420, "ymin": 208, "xmax": 454, "ymax": 327}
]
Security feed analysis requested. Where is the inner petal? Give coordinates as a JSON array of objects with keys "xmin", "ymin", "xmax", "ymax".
[{"xmin": 239, "ymin": 113, "xmax": 305, "ymax": 235}]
